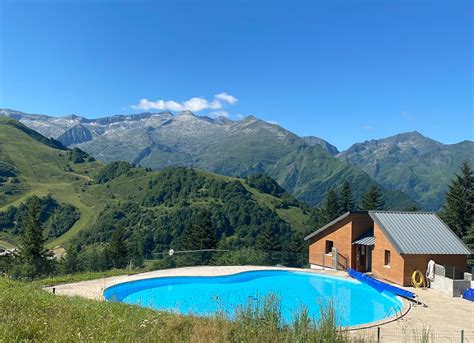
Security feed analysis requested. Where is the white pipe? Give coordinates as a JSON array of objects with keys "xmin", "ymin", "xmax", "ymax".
[{"xmin": 426, "ymin": 260, "xmax": 436, "ymax": 282}]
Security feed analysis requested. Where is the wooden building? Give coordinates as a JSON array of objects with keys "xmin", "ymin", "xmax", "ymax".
[{"xmin": 304, "ymin": 211, "xmax": 472, "ymax": 286}]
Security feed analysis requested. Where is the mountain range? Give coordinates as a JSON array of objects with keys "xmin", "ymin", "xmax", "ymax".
[
  {"xmin": 0, "ymin": 116, "xmax": 316, "ymax": 254},
  {"xmin": 2, "ymin": 108, "xmax": 472, "ymax": 210}
]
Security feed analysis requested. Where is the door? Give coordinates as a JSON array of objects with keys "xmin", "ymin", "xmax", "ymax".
[
  {"xmin": 357, "ymin": 245, "xmax": 366, "ymax": 272},
  {"xmin": 365, "ymin": 246, "xmax": 373, "ymax": 272}
]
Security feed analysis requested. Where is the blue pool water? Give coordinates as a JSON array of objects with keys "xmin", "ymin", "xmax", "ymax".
[{"xmin": 104, "ymin": 270, "xmax": 403, "ymax": 327}]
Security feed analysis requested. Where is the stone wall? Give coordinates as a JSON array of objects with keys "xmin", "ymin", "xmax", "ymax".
[{"xmin": 430, "ymin": 263, "xmax": 472, "ymax": 297}]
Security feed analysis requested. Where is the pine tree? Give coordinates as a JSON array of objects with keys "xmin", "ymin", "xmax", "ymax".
[
  {"xmin": 180, "ymin": 212, "xmax": 217, "ymax": 251},
  {"xmin": 129, "ymin": 231, "xmax": 144, "ymax": 268},
  {"xmin": 108, "ymin": 227, "xmax": 129, "ymax": 269},
  {"xmin": 440, "ymin": 161, "xmax": 474, "ymax": 238},
  {"xmin": 17, "ymin": 196, "xmax": 53, "ymax": 278},
  {"xmin": 286, "ymin": 231, "xmax": 306, "ymax": 267},
  {"xmin": 340, "ymin": 180, "xmax": 356, "ymax": 213},
  {"xmin": 256, "ymin": 224, "xmax": 281, "ymax": 252},
  {"xmin": 464, "ymin": 222, "xmax": 474, "ymax": 267},
  {"xmin": 256, "ymin": 223, "xmax": 282, "ymax": 264},
  {"xmin": 360, "ymin": 185, "xmax": 385, "ymax": 211},
  {"xmin": 179, "ymin": 211, "xmax": 217, "ymax": 265},
  {"xmin": 321, "ymin": 189, "xmax": 341, "ymax": 224},
  {"xmin": 62, "ymin": 245, "xmax": 82, "ymax": 274}
]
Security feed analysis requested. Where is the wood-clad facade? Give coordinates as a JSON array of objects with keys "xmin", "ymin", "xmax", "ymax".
[{"xmin": 306, "ymin": 212, "xmax": 469, "ymax": 286}]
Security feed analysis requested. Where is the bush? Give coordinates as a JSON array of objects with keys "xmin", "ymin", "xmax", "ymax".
[
  {"xmin": 213, "ymin": 248, "xmax": 269, "ymax": 266},
  {"xmin": 96, "ymin": 161, "xmax": 133, "ymax": 183}
]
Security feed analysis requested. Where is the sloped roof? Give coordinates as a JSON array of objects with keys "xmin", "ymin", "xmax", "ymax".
[
  {"xmin": 304, "ymin": 210, "xmax": 472, "ymax": 255},
  {"xmin": 352, "ymin": 230, "xmax": 375, "ymax": 246},
  {"xmin": 369, "ymin": 211, "xmax": 472, "ymax": 255},
  {"xmin": 304, "ymin": 211, "xmax": 354, "ymax": 241}
]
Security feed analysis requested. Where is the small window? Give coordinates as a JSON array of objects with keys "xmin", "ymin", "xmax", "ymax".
[
  {"xmin": 325, "ymin": 240, "xmax": 334, "ymax": 255},
  {"xmin": 384, "ymin": 250, "xmax": 391, "ymax": 267}
]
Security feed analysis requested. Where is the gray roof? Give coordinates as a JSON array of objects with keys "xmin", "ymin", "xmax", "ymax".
[
  {"xmin": 369, "ymin": 211, "xmax": 472, "ymax": 255},
  {"xmin": 352, "ymin": 230, "xmax": 375, "ymax": 246}
]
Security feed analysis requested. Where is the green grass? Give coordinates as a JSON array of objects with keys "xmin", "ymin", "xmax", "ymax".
[
  {"xmin": 33, "ymin": 269, "xmax": 147, "ymax": 287},
  {"xmin": 0, "ymin": 119, "xmax": 106, "ymax": 248},
  {"xmin": 0, "ymin": 239, "xmax": 15, "ymax": 250},
  {"xmin": 1, "ymin": 118, "xmax": 316, "ymax": 251},
  {"xmin": 276, "ymin": 207, "xmax": 311, "ymax": 232},
  {"xmin": 0, "ymin": 277, "xmax": 352, "ymax": 343}
]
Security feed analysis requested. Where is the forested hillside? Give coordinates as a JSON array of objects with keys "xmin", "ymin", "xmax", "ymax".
[
  {"xmin": 0, "ymin": 117, "xmax": 316, "ymax": 267},
  {"xmin": 339, "ymin": 132, "xmax": 474, "ymax": 210},
  {"xmin": 1, "ymin": 109, "xmax": 418, "ymax": 209}
]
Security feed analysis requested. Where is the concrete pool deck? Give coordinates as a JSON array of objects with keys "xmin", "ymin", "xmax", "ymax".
[{"xmin": 46, "ymin": 266, "xmax": 473, "ymax": 340}]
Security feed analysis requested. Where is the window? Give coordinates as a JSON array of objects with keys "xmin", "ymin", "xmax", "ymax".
[
  {"xmin": 325, "ymin": 240, "xmax": 334, "ymax": 255},
  {"xmin": 384, "ymin": 250, "xmax": 391, "ymax": 267}
]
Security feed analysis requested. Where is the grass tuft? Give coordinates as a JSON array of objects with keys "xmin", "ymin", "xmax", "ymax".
[{"xmin": 0, "ymin": 277, "xmax": 354, "ymax": 343}]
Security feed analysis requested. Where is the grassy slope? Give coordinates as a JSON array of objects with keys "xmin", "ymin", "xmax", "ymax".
[
  {"xmin": 0, "ymin": 239, "xmax": 15, "ymax": 250},
  {"xmin": 0, "ymin": 277, "xmax": 349, "ymax": 343},
  {"xmin": 244, "ymin": 182, "xmax": 311, "ymax": 232},
  {"xmin": 0, "ymin": 118, "xmax": 314, "ymax": 249},
  {"xmin": 0, "ymin": 118, "xmax": 102, "ymax": 248}
]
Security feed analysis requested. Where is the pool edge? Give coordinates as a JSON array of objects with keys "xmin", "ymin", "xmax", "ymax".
[{"xmin": 102, "ymin": 267, "xmax": 410, "ymax": 330}]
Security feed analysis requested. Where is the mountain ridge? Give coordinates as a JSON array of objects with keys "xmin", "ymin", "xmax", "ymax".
[
  {"xmin": 339, "ymin": 131, "xmax": 474, "ymax": 210},
  {"xmin": 0, "ymin": 117, "xmax": 317, "ymax": 257},
  {"xmin": 3, "ymin": 108, "xmax": 469, "ymax": 210}
]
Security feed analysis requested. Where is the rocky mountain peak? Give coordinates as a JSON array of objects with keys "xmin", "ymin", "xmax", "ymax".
[
  {"xmin": 176, "ymin": 110, "xmax": 196, "ymax": 117},
  {"xmin": 302, "ymin": 136, "xmax": 340, "ymax": 155}
]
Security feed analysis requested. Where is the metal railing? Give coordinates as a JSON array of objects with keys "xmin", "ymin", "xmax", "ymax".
[
  {"xmin": 147, "ymin": 249, "xmax": 309, "ymax": 270},
  {"xmin": 348, "ymin": 327, "xmax": 474, "ymax": 343},
  {"xmin": 308, "ymin": 251, "xmax": 348, "ymax": 271}
]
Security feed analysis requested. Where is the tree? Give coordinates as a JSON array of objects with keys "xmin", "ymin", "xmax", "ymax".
[
  {"xmin": 178, "ymin": 211, "xmax": 217, "ymax": 265},
  {"xmin": 180, "ymin": 211, "xmax": 217, "ymax": 251},
  {"xmin": 108, "ymin": 227, "xmax": 129, "ymax": 269},
  {"xmin": 16, "ymin": 196, "xmax": 54, "ymax": 278},
  {"xmin": 256, "ymin": 224, "xmax": 282, "ymax": 264},
  {"xmin": 321, "ymin": 189, "xmax": 341, "ymax": 224},
  {"xmin": 340, "ymin": 180, "xmax": 356, "ymax": 213},
  {"xmin": 440, "ymin": 161, "xmax": 474, "ymax": 239},
  {"xmin": 82, "ymin": 245, "xmax": 106, "ymax": 272},
  {"xmin": 286, "ymin": 231, "xmax": 306, "ymax": 267},
  {"xmin": 129, "ymin": 231, "xmax": 144, "ymax": 268},
  {"xmin": 464, "ymin": 222, "xmax": 474, "ymax": 267},
  {"xmin": 62, "ymin": 245, "xmax": 82, "ymax": 274},
  {"xmin": 360, "ymin": 185, "xmax": 385, "ymax": 211},
  {"xmin": 256, "ymin": 224, "xmax": 281, "ymax": 252},
  {"xmin": 214, "ymin": 248, "xmax": 268, "ymax": 266}
]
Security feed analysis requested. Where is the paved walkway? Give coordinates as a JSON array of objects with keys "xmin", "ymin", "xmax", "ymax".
[
  {"xmin": 46, "ymin": 265, "xmax": 346, "ymax": 300},
  {"xmin": 46, "ymin": 266, "xmax": 473, "ymax": 341}
]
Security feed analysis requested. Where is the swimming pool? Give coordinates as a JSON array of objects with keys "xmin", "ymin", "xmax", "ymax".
[{"xmin": 104, "ymin": 270, "xmax": 403, "ymax": 327}]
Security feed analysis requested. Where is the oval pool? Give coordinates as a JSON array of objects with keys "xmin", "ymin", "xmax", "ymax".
[{"xmin": 104, "ymin": 270, "xmax": 403, "ymax": 327}]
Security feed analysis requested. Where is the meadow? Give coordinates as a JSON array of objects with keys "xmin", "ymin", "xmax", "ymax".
[{"xmin": 0, "ymin": 276, "xmax": 350, "ymax": 343}]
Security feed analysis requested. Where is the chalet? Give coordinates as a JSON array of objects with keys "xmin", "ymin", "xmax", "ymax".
[{"xmin": 304, "ymin": 211, "xmax": 472, "ymax": 286}]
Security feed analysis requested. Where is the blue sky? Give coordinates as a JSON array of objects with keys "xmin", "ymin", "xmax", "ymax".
[{"xmin": 0, "ymin": 0, "xmax": 472, "ymax": 149}]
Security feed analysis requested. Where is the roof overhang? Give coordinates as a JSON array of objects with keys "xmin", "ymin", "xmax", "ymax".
[
  {"xmin": 304, "ymin": 211, "xmax": 368, "ymax": 241},
  {"xmin": 352, "ymin": 230, "xmax": 375, "ymax": 246}
]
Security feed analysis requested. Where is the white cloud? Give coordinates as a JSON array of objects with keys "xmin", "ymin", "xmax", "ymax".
[
  {"xmin": 215, "ymin": 92, "xmax": 238, "ymax": 104},
  {"xmin": 132, "ymin": 92, "xmax": 238, "ymax": 112}
]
